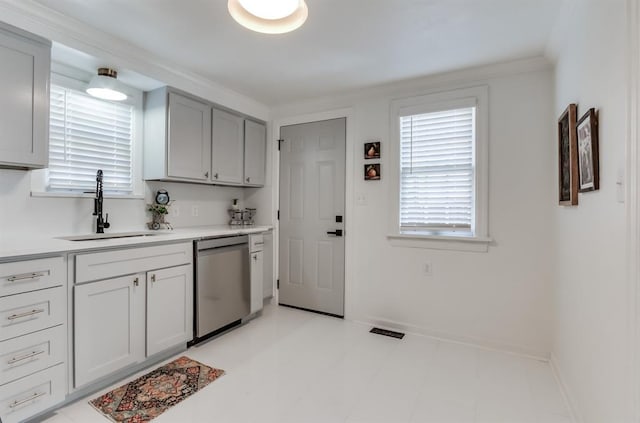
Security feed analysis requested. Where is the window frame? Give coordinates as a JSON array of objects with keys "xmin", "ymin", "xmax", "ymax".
[
  {"xmin": 31, "ymin": 72, "xmax": 144, "ymax": 199},
  {"xmin": 388, "ymin": 86, "xmax": 491, "ymax": 252}
]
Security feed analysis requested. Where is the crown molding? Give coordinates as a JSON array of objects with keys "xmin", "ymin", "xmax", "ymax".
[
  {"xmin": 0, "ymin": 0, "xmax": 270, "ymax": 120},
  {"xmin": 272, "ymin": 55, "xmax": 553, "ymax": 115}
]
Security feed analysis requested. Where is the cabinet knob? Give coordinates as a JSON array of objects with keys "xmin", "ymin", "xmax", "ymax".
[
  {"xmin": 214, "ymin": 173, "xmax": 219, "ymax": 179},
  {"xmin": 134, "ymin": 277, "xmax": 139, "ymax": 286},
  {"xmin": 246, "ymin": 177, "xmax": 251, "ymax": 183},
  {"xmin": 205, "ymin": 171, "xmax": 209, "ymax": 178},
  {"xmin": 150, "ymin": 274, "xmax": 156, "ymax": 283}
]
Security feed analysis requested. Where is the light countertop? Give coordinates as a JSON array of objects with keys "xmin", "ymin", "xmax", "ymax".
[{"xmin": 0, "ymin": 225, "xmax": 272, "ymax": 261}]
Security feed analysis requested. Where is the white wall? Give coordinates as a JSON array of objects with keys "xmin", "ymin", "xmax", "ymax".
[
  {"xmin": 271, "ymin": 60, "xmax": 556, "ymax": 357},
  {"xmin": 547, "ymin": 0, "xmax": 631, "ymax": 421}
]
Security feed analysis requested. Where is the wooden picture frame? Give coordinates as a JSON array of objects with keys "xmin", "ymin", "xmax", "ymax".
[
  {"xmin": 364, "ymin": 163, "xmax": 381, "ymax": 180},
  {"xmin": 558, "ymin": 104, "xmax": 579, "ymax": 206},
  {"xmin": 364, "ymin": 141, "xmax": 381, "ymax": 159},
  {"xmin": 577, "ymin": 108, "xmax": 599, "ymax": 192}
]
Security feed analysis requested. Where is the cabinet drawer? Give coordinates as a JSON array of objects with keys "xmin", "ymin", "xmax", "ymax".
[
  {"xmin": 0, "ymin": 287, "xmax": 65, "ymax": 342},
  {"xmin": 249, "ymin": 234, "xmax": 264, "ymax": 252},
  {"xmin": 75, "ymin": 242, "xmax": 192, "ymax": 283},
  {"xmin": 0, "ymin": 257, "xmax": 64, "ymax": 297},
  {"xmin": 0, "ymin": 325, "xmax": 65, "ymax": 385},
  {"xmin": 0, "ymin": 363, "xmax": 65, "ymax": 423}
]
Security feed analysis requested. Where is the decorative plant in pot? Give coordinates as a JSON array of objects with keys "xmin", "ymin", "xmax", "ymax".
[{"xmin": 147, "ymin": 203, "xmax": 172, "ymax": 230}]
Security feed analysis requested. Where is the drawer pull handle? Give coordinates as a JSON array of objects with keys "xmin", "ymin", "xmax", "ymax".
[
  {"xmin": 7, "ymin": 272, "xmax": 46, "ymax": 282},
  {"xmin": 8, "ymin": 350, "xmax": 45, "ymax": 365},
  {"xmin": 7, "ymin": 309, "xmax": 45, "ymax": 321},
  {"xmin": 9, "ymin": 391, "xmax": 46, "ymax": 409},
  {"xmin": 254, "ymin": 242, "xmax": 264, "ymax": 246}
]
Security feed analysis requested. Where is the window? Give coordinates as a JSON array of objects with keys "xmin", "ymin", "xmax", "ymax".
[
  {"xmin": 389, "ymin": 86, "xmax": 489, "ymax": 251},
  {"xmin": 48, "ymin": 84, "xmax": 134, "ymax": 194},
  {"xmin": 400, "ymin": 107, "xmax": 475, "ymax": 232},
  {"xmin": 31, "ymin": 72, "xmax": 143, "ymax": 198}
]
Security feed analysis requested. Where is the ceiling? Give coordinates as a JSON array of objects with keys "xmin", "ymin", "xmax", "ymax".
[{"xmin": 34, "ymin": 0, "xmax": 564, "ymax": 106}]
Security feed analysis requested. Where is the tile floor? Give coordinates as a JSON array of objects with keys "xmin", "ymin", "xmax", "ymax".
[{"xmin": 40, "ymin": 304, "xmax": 572, "ymax": 423}]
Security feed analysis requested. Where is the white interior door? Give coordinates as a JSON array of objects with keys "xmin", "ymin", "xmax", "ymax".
[{"xmin": 279, "ymin": 118, "xmax": 346, "ymax": 316}]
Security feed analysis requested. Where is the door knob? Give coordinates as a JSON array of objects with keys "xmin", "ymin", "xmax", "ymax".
[{"xmin": 326, "ymin": 229, "xmax": 343, "ymax": 237}]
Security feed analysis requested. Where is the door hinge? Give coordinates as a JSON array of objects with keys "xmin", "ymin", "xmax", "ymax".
[
  {"xmin": 277, "ymin": 279, "xmax": 280, "ymax": 289},
  {"xmin": 277, "ymin": 210, "xmax": 280, "ymax": 220},
  {"xmin": 277, "ymin": 139, "xmax": 284, "ymax": 151}
]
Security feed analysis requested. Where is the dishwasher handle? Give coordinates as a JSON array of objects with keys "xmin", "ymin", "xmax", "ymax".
[
  {"xmin": 197, "ymin": 243, "xmax": 248, "ymax": 257},
  {"xmin": 196, "ymin": 235, "xmax": 248, "ymax": 251}
]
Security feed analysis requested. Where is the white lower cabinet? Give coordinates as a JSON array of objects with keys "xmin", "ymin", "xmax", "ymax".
[
  {"xmin": 0, "ymin": 325, "xmax": 65, "ymax": 385},
  {"xmin": 0, "ymin": 255, "xmax": 67, "ymax": 423},
  {"xmin": 250, "ymin": 251, "xmax": 263, "ymax": 314},
  {"xmin": 74, "ymin": 274, "xmax": 146, "ymax": 388},
  {"xmin": 249, "ymin": 234, "xmax": 264, "ymax": 315},
  {"xmin": 146, "ymin": 265, "xmax": 193, "ymax": 356},
  {"xmin": 73, "ymin": 243, "xmax": 193, "ymax": 388},
  {"xmin": 0, "ymin": 363, "xmax": 65, "ymax": 423}
]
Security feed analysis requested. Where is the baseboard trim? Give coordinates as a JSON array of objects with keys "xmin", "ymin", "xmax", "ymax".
[
  {"xmin": 549, "ymin": 353, "xmax": 582, "ymax": 423},
  {"xmin": 353, "ymin": 314, "xmax": 550, "ymax": 361}
]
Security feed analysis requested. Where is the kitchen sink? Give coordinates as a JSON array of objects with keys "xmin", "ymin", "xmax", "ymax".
[{"xmin": 58, "ymin": 231, "xmax": 167, "ymax": 241}]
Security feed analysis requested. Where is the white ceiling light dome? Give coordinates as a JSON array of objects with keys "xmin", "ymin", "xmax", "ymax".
[
  {"xmin": 228, "ymin": 0, "xmax": 308, "ymax": 34},
  {"xmin": 86, "ymin": 68, "xmax": 128, "ymax": 101}
]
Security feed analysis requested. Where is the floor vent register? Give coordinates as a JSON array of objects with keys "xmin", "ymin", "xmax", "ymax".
[{"xmin": 370, "ymin": 327, "xmax": 405, "ymax": 339}]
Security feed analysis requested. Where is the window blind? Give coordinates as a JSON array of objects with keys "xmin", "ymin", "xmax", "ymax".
[
  {"xmin": 48, "ymin": 84, "xmax": 134, "ymax": 193},
  {"xmin": 400, "ymin": 107, "xmax": 475, "ymax": 231}
]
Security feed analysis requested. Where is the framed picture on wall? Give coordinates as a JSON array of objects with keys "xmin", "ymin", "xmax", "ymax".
[
  {"xmin": 577, "ymin": 108, "xmax": 600, "ymax": 192},
  {"xmin": 558, "ymin": 104, "xmax": 579, "ymax": 206},
  {"xmin": 364, "ymin": 141, "xmax": 381, "ymax": 159},
  {"xmin": 364, "ymin": 164, "xmax": 381, "ymax": 180}
]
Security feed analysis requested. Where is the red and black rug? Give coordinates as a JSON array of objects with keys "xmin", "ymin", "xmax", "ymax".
[{"xmin": 89, "ymin": 356, "xmax": 225, "ymax": 422}]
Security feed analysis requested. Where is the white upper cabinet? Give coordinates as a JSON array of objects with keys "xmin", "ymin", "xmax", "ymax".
[
  {"xmin": 211, "ymin": 108, "xmax": 244, "ymax": 185},
  {"xmin": 144, "ymin": 86, "xmax": 266, "ymax": 187},
  {"xmin": 144, "ymin": 88, "xmax": 212, "ymax": 182},
  {"xmin": 243, "ymin": 120, "xmax": 267, "ymax": 187},
  {"xmin": 0, "ymin": 23, "xmax": 50, "ymax": 170}
]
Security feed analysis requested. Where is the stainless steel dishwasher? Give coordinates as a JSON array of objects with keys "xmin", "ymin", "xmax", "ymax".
[{"xmin": 194, "ymin": 235, "xmax": 250, "ymax": 343}]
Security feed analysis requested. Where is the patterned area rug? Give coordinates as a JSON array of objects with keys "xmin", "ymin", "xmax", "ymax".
[{"xmin": 89, "ymin": 356, "xmax": 225, "ymax": 423}]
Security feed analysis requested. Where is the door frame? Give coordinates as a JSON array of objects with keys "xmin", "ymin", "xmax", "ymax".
[
  {"xmin": 629, "ymin": 1, "xmax": 640, "ymax": 421},
  {"xmin": 271, "ymin": 108, "xmax": 355, "ymax": 319}
]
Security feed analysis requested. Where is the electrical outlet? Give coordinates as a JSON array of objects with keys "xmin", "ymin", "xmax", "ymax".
[
  {"xmin": 191, "ymin": 205, "xmax": 199, "ymax": 217},
  {"xmin": 423, "ymin": 262, "xmax": 433, "ymax": 276}
]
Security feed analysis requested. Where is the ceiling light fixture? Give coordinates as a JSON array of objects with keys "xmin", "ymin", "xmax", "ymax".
[
  {"xmin": 228, "ymin": 0, "xmax": 308, "ymax": 34},
  {"xmin": 86, "ymin": 68, "xmax": 128, "ymax": 101}
]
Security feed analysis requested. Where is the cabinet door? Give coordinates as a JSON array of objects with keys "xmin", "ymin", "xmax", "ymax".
[
  {"xmin": 146, "ymin": 265, "xmax": 193, "ymax": 356},
  {"xmin": 167, "ymin": 92, "xmax": 212, "ymax": 181},
  {"xmin": 262, "ymin": 232, "xmax": 274, "ymax": 299},
  {"xmin": 74, "ymin": 274, "xmax": 145, "ymax": 388},
  {"xmin": 212, "ymin": 109, "xmax": 244, "ymax": 184},
  {"xmin": 250, "ymin": 251, "xmax": 264, "ymax": 314},
  {"xmin": 243, "ymin": 120, "xmax": 267, "ymax": 186},
  {"xmin": 0, "ymin": 27, "xmax": 50, "ymax": 169}
]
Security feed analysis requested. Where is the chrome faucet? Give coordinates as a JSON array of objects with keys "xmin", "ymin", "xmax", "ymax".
[{"xmin": 93, "ymin": 169, "xmax": 111, "ymax": 234}]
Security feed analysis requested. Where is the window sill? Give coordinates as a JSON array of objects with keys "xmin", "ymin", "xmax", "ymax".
[
  {"xmin": 387, "ymin": 233, "xmax": 492, "ymax": 252},
  {"xmin": 30, "ymin": 191, "xmax": 145, "ymax": 200}
]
